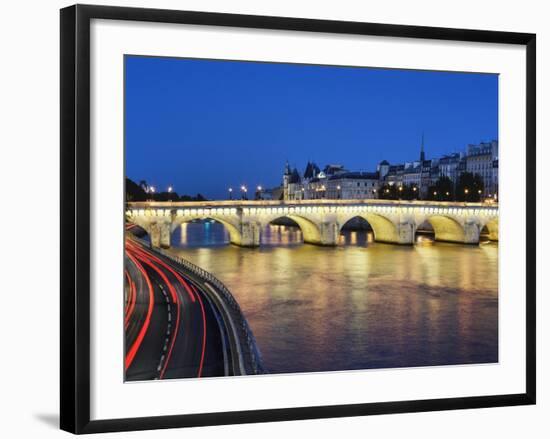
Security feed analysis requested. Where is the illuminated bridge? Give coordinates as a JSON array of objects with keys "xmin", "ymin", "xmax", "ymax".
[{"xmin": 126, "ymin": 200, "xmax": 499, "ymax": 248}]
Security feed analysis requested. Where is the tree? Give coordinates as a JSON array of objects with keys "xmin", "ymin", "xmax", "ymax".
[
  {"xmin": 426, "ymin": 176, "xmax": 454, "ymax": 201},
  {"xmin": 378, "ymin": 183, "xmax": 398, "ymax": 200},
  {"xmin": 155, "ymin": 191, "xmax": 180, "ymax": 201},
  {"xmin": 179, "ymin": 193, "xmax": 208, "ymax": 202},
  {"xmin": 400, "ymin": 183, "xmax": 420, "ymax": 200},
  {"xmin": 378, "ymin": 183, "xmax": 419, "ymax": 200},
  {"xmin": 456, "ymin": 172, "xmax": 484, "ymax": 202},
  {"xmin": 126, "ymin": 178, "xmax": 147, "ymax": 201}
]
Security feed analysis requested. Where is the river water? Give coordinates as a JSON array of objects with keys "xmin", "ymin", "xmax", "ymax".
[{"xmin": 167, "ymin": 221, "xmax": 498, "ymax": 374}]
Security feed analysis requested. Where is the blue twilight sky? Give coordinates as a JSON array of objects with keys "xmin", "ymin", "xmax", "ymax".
[{"xmin": 125, "ymin": 56, "xmax": 498, "ymax": 199}]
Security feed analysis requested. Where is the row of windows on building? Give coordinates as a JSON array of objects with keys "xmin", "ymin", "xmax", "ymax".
[{"xmin": 267, "ymin": 140, "xmax": 498, "ymax": 201}]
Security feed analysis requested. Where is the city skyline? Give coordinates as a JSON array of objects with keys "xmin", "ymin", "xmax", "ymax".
[{"xmin": 125, "ymin": 55, "xmax": 498, "ymax": 199}]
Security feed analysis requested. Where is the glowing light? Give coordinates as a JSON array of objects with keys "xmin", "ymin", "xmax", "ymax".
[
  {"xmin": 167, "ymin": 186, "xmax": 173, "ymax": 193},
  {"xmin": 180, "ymin": 223, "xmax": 188, "ymax": 244}
]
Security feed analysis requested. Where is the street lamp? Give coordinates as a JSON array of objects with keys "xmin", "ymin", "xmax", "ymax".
[
  {"xmin": 241, "ymin": 185, "xmax": 247, "ymax": 199},
  {"xmin": 167, "ymin": 185, "xmax": 173, "ymax": 193},
  {"xmin": 228, "ymin": 187, "xmax": 233, "ymax": 200}
]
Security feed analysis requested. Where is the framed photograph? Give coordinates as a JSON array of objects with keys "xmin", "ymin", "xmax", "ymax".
[{"xmin": 60, "ymin": 4, "xmax": 536, "ymax": 434}]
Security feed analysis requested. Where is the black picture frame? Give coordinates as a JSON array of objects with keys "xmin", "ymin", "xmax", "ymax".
[{"xmin": 60, "ymin": 4, "xmax": 536, "ymax": 434}]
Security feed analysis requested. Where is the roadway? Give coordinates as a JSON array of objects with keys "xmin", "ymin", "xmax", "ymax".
[{"xmin": 124, "ymin": 234, "xmax": 239, "ymax": 381}]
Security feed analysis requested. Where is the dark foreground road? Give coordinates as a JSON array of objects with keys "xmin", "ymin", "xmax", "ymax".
[{"xmin": 124, "ymin": 236, "xmax": 252, "ymax": 381}]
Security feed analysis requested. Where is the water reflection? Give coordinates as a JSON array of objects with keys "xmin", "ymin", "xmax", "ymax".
[
  {"xmin": 262, "ymin": 224, "xmax": 303, "ymax": 246},
  {"xmin": 169, "ymin": 221, "xmax": 498, "ymax": 373}
]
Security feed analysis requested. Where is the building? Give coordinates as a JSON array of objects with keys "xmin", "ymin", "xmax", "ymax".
[
  {"xmin": 401, "ymin": 162, "xmax": 421, "ymax": 188},
  {"xmin": 384, "ymin": 164, "xmax": 405, "ymax": 187},
  {"xmin": 276, "ymin": 138, "xmax": 499, "ymax": 202},
  {"xmin": 491, "ymin": 159, "xmax": 499, "ymax": 199},
  {"xmin": 282, "ymin": 162, "xmax": 379, "ymax": 200},
  {"xmin": 466, "ymin": 141, "xmax": 498, "ymax": 196},
  {"xmin": 439, "ymin": 153, "xmax": 462, "ymax": 183},
  {"xmin": 326, "ymin": 172, "xmax": 380, "ymax": 199}
]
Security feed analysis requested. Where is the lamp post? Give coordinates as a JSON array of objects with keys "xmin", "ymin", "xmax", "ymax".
[
  {"xmin": 228, "ymin": 187, "xmax": 233, "ymax": 200},
  {"xmin": 256, "ymin": 185, "xmax": 262, "ymax": 200},
  {"xmin": 241, "ymin": 185, "xmax": 247, "ymax": 200},
  {"xmin": 337, "ymin": 185, "xmax": 341, "ymax": 199}
]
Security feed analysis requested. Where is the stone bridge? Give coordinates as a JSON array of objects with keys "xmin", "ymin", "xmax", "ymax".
[{"xmin": 126, "ymin": 200, "xmax": 499, "ymax": 248}]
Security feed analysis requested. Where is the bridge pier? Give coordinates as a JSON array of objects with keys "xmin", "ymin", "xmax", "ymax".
[
  {"xmin": 396, "ymin": 221, "xmax": 416, "ymax": 245},
  {"xmin": 315, "ymin": 221, "xmax": 339, "ymax": 246},
  {"xmin": 463, "ymin": 221, "xmax": 481, "ymax": 244},
  {"xmin": 239, "ymin": 221, "xmax": 261, "ymax": 247},
  {"xmin": 149, "ymin": 222, "xmax": 171, "ymax": 249}
]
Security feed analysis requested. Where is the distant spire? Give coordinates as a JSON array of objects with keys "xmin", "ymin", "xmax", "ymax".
[
  {"xmin": 284, "ymin": 160, "xmax": 291, "ymax": 175},
  {"xmin": 420, "ymin": 132, "xmax": 426, "ymax": 162}
]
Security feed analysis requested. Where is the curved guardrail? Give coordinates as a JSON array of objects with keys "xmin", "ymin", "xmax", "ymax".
[
  {"xmin": 159, "ymin": 249, "xmax": 266, "ymax": 375},
  {"xmin": 128, "ymin": 234, "xmax": 266, "ymax": 374}
]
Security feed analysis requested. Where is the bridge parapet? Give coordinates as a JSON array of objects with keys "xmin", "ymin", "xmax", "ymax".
[{"xmin": 126, "ymin": 200, "xmax": 498, "ymax": 248}]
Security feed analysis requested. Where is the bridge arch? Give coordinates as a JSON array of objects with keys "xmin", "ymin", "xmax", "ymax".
[
  {"xmin": 263, "ymin": 215, "xmax": 323, "ymax": 245},
  {"xmin": 172, "ymin": 216, "xmax": 243, "ymax": 246},
  {"xmin": 339, "ymin": 213, "xmax": 400, "ymax": 244},
  {"xmin": 481, "ymin": 218, "xmax": 498, "ymax": 241},
  {"xmin": 425, "ymin": 215, "xmax": 466, "ymax": 244}
]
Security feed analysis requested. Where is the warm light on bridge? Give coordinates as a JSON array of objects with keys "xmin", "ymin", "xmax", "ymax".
[{"xmin": 127, "ymin": 199, "xmax": 498, "ymax": 249}]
